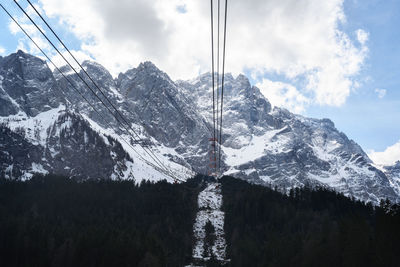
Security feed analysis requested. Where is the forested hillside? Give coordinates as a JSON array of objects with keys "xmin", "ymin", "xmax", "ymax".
[
  {"xmin": 0, "ymin": 175, "xmax": 399, "ymax": 267},
  {"xmin": 0, "ymin": 175, "xmax": 201, "ymax": 267},
  {"xmin": 221, "ymin": 176, "xmax": 400, "ymax": 267}
]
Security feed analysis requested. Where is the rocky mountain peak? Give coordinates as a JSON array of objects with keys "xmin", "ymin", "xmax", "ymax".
[
  {"xmin": 82, "ymin": 60, "xmax": 110, "ymax": 75},
  {"xmin": 138, "ymin": 61, "xmax": 159, "ymax": 71},
  {"xmin": 0, "ymin": 50, "xmax": 61, "ymax": 117},
  {"xmin": 57, "ymin": 64, "xmax": 72, "ymax": 74},
  {"xmin": 135, "ymin": 61, "xmax": 172, "ymax": 84},
  {"xmin": 81, "ymin": 60, "xmax": 115, "ymax": 89},
  {"xmin": 120, "ymin": 61, "xmax": 165, "ymax": 80},
  {"xmin": 1, "ymin": 49, "xmax": 50, "ymax": 80},
  {"xmin": 16, "ymin": 49, "xmax": 26, "ymax": 56},
  {"xmin": 117, "ymin": 61, "xmax": 175, "ymax": 101},
  {"xmin": 320, "ymin": 118, "xmax": 335, "ymax": 129},
  {"xmin": 235, "ymin": 73, "xmax": 250, "ymax": 87},
  {"xmin": 7, "ymin": 49, "xmax": 45, "ymax": 66}
]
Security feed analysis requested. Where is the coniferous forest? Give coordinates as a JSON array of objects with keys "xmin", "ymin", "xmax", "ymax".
[
  {"xmin": 0, "ymin": 174, "xmax": 399, "ymax": 267},
  {"xmin": 0, "ymin": 175, "xmax": 201, "ymax": 267},
  {"xmin": 221, "ymin": 176, "xmax": 400, "ymax": 267}
]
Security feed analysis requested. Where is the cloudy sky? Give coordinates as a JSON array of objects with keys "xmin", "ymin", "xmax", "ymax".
[{"xmin": 0, "ymin": 0, "xmax": 399, "ymax": 166}]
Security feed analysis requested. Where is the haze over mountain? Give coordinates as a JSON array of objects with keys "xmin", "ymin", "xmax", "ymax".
[{"xmin": 0, "ymin": 50, "xmax": 399, "ymax": 204}]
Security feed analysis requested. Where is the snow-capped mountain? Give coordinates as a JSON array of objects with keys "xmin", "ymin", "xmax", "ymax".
[
  {"xmin": 178, "ymin": 73, "xmax": 399, "ymax": 204},
  {"xmin": 0, "ymin": 50, "xmax": 398, "ymax": 204}
]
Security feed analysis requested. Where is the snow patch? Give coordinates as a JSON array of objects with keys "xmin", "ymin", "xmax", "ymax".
[
  {"xmin": 191, "ymin": 183, "xmax": 227, "ymax": 263},
  {"xmin": 81, "ymin": 114, "xmax": 193, "ymax": 183},
  {"xmin": 0, "ymin": 105, "xmax": 66, "ymax": 146},
  {"xmin": 31, "ymin": 162, "xmax": 48, "ymax": 175},
  {"xmin": 223, "ymin": 126, "xmax": 290, "ymax": 166}
]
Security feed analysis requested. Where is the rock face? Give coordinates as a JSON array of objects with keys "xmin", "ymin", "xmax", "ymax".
[
  {"xmin": 383, "ymin": 161, "xmax": 400, "ymax": 197},
  {"xmin": 0, "ymin": 50, "xmax": 399, "ymax": 204},
  {"xmin": 116, "ymin": 62, "xmax": 210, "ymax": 173},
  {"xmin": 0, "ymin": 50, "xmax": 62, "ymax": 116},
  {"xmin": 0, "ymin": 125, "xmax": 43, "ymax": 180}
]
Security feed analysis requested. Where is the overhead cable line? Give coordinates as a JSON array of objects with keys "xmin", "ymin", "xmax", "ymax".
[
  {"xmin": 210, "ymin": 3, "xmax": 216, "ymax": 140},
  {"xmin": 209, "ymin": 0, "xmax": 227, "ymax": 176},
  {"xmin": 0, "ymin": 3, "xmax": 183, "ymax": 182},
  {"xmin": 209, "ymin": 0, "xmax": 217, "ymax": 175},
  {"xmin": 216, "ymin": 0, "xmax": 220, "ymax": 158},
  {"xmin": 13, "ymin": 1, "xmax": 181, "ymax": 181},
  {"xmin": 218, "ymin": 0, "xmax": 228, "ymax": 173}
]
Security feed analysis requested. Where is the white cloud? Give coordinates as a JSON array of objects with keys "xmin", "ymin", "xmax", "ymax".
[
  {"xmin": 256, "ymin": 79, "xmax": 310, "ymax": 113},
  {"xmin": 9, "ymin": 0, "xmax": 368, "ymax": 112},
  {"xmin": 50, "ymin": 49, "xmax": 94, "ymax": 71},
  {"xmin": 375, "ymin": 88, "xmax": 386, "ymax": 99},
  {"xmin": 8, "ymin": 4, "xmax": 52, "ymax": 58},
  {"xmin": 0, "ymin": 46, "xmax": 5, "ymax": 55},
  {"xmin": 356, "ymin": 29, "xmax": 369, "ymax": 45},
  {"xmin": 369, "ymin": 141, "xmax": 400, "ymax": 166}
]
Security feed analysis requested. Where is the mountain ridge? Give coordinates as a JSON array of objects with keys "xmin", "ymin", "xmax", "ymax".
[{"xmin": 0, "ymin": 50, "xmax": 399, "ymax": 204}]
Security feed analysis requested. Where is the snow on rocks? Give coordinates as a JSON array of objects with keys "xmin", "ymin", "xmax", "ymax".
[{"xmin": 190, "ymin": 182, "xmax": 228, "ymax": 265}]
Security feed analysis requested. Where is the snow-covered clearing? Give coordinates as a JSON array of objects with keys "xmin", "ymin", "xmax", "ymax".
[{"xmin": 189, "ymin": 182, "xmax": 228, "ymax": 266}]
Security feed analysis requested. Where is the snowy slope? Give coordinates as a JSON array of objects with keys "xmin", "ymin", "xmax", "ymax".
[{"xmin": 0, "ymin": 105, "xmax": 191, "ymax": 182}]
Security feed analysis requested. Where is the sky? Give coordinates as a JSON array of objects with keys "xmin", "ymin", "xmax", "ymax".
[{"xmin": 0, "ymin": 0, "xmax": 399, "ymax": 166}]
